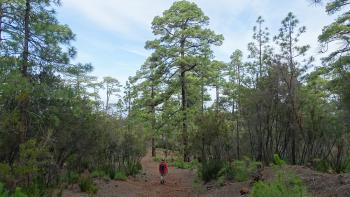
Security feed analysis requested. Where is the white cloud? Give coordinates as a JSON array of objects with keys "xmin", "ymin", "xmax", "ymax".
[
  {"xmin": 62, "ymin": 0, "xmax": 175, "ymax": 41},
  {"xmin": 60, "ymin": 0, "xmax": 336, "ymax": 82}
]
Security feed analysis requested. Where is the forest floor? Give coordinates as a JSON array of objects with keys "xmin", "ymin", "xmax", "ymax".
[{"xmin": 62, "ymin": 150, "xmax": 350, "ymax": 197}]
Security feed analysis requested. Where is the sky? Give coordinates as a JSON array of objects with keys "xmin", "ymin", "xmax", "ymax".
[{"xmin": 57, "ymin": 0, "xmax": 335, "ymax": 85}]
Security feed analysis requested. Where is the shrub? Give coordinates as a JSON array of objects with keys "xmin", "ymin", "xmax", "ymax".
[
  {"xmin": 233, "ymin": 160, "xmax": 250, "ymax": 182},
  {"xmin": 313, "ymin": 159, "xmax": 331, "ymax": 172},
  {"xmin": 113, "ymin": 171, "xmax": 127, "ymax": 181},
  {"xmin": 251, "ymin": 171, "xmax": 309, "ymax": 197},
  {"xmin": 217, "ymin": 157, "xmax": 261, "ymax": 183},
  {"xmin": 200, "ymin": 160, "xmax": 224, "ymax": 182},
  {"xmin": 12, "ymin": 187, "xmax": 27, "ymax": 197},
  {"xmin": 273, "ymin": 154, "xmax": 285, "ymax": 166},
  {"xmin": 125, "ymin": 161, "xmax": 142, "ymax": 176},
  {"xmin": 171, "ymin": 160, "xmax": 189, "ymax": 169},
  {"xmin": 345, "ymin": 159, "xmax": 350, "ymax": 173},
  {"xmin": 22, "ymin": 182, "xmax": 44, "ymax": 197},
  {"xmin": 0, "ymin": 182, "xmax": 9, "ymax": 197},
  {"xmin": 169, "ymin": 159, "xmax": 199, "ymax": 170},
  {"xmin": 218, "ymin": 163, "xmax": 235, "ymax": 181},
  {"xmin": 153, "ymin": 156, "xmax": 162, "ymax": 162},
  {"xmin": 64, "ymin": 171, "xmax": 80, "ymax": 185},
  {"xmin": 0, "ymin": 163, "xmax": 11, "ymax": 182},
  {"xmin": 0, "ymin": 182, "xmax": 28, "ymax": 197},
  {"xmin": 79, "ymin": 177, "xmax": 97, "ymax": 195},
  {"xmin": 91, "ymin": 170, "xmax": 108, "ymax": 179}
]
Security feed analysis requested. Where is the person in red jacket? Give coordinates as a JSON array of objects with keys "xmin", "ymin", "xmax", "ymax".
[{"xmin": 159, "ymin": 159, "xmax": 168, "ymax": 184}]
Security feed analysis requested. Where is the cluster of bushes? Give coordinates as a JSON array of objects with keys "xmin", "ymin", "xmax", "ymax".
[
  {"xmin": 198, "ymin": 157, "xmax": 261, "ymax": 184},
  {"xmin": 0, "ymin": 130, "xmax": 145, "ymax": 196},
  {"xmin": 307, "ymin": 158, "xmax": 350, "ymax": 174},
  {"xmin": 250, "ymin": 154, "xmax": 309, "ymax": 197},
  {"xmin": 0, "ymin": 183, "xmax": 27, "ymax": 197},
  {"xmin": 251, "ymin": 170, "xmax": 309, "ymax": 197}
]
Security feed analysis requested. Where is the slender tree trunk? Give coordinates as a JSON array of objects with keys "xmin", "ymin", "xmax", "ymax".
[
  {"xmin": 181, "ymin": 68, "xmax": 189, "ymax": 162},
  {"xmin": 105, "ymin": 88, "xmax": 110, "ymax": 112},
  {"xmin": 288, "ymin": 25, "xmax": 297, "ymax": 165},
  {"xmin": 22, "ymin": 0, "xmax": 30, "ymax": 77},
  {"xmin": 0, "ymin": 3, "xmax": 3, "ymax": 42},
  {"xmin": 201, "ymin": 77, "xmax": 205, "ymax": 161},
  {"xmin": 236, "ymin": 61, "xmax": 241, "ymax": 160},
  {"xmin": 215, "ymin": 84, "xmax": 219, "ymax": 113},
  {"xmin": 19, "ymin": 0, "xmax": 31, "ymax": 143},
  {"xmin": 180, "ymin": 37, "xmax": 189, "ymax": 162},
  {"xmin": 151, "ymin": 84, "xmax": 156, "ymax": 157}
]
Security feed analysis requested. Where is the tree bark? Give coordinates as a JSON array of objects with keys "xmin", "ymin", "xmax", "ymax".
[
  {"xmin": 151, "ymin": 84, "xmax": 156, "ymax": 157},
  {"xmin": 19, "ymin": 0, "xmax": 31, "ymax": 143},
  {"xmin": 181, "ymin": 68, "xmax": 189, "ymax": 162}
]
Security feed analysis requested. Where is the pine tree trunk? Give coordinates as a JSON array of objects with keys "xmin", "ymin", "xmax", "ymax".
[
  {"xmin": 19, "ymin": 0, "xmax": 31, "ymax": 143},
  {"xmin": 0, "ymin": 3, "xmax": 3, "ymax": 42},
  {"xmin": 151, "ymin": 84, "xmax": 156, "ymax": 157},
  {"xmin": 181, "ymin": 68, "xmax": 189, "ymax": 162}
]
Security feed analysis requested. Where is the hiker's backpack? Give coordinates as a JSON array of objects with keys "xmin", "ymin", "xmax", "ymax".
[{"xmin": 160, "ymin": 163, "xmax": 165, "ymax": 173}]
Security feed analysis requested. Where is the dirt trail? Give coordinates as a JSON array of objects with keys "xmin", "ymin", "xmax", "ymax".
[{"xmin": 62, "ymin": 150, "xmax": 197, "ymax": 197}]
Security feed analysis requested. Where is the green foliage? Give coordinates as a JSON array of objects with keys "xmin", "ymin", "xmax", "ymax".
[
  {"xmin": 22, "ymin": 183, "xmax": 43, "ymax": 197},
  {"xmin": 199, "ymin": 160, "xmax": 224, "ymax": 182},
  {"xmin": 234, "ymin": 159, "xmax": 261, "ymax": 182},
  {"xmin": 169, "ymin": 159, "xmax": 199, "ymax": 169},
  {"xmin": 0, "ymin": 183, "xmax": 28, "ymax": 197},
  {"xmin": 217, "ymin": 158, "xmax": 261, "ymax": 184},
  {"xmin": 91, "ymin": 170, "xmax": 109, "ymax": 179},
  {"xmin": 12, "ymin": 188, "xmax": 27, "ymax": 197},
  {"xmin": 79, "ymin": 177, "xmax": 98, "ymax": 195},
  {"xmin": 153, "ymin": 156, "xmax": 162, "ymax": 163},
  {"xmin": 63, "ymin": 171, "xmax": 80, "ymax": 185},
  {"xmin": 14, "ymin": 140, "xmax": 52, "ymax": 183},
  {"xmin": 0, "ymin": 183, "xmax": 9, "ymax": 197},
  {"xmin": 124, "ymin": 161, "xmax": 142, "ymax": 176},
  {"xmin": 0, "ymin": 163, "xmax": 11, "ymax": 183},
  {"xmin": 218, "ymin": 163, "xmax": 235, "ymax": 181},
  {"xmin": 113, "ymin": 171, "xmax": 127, "ymax": 181},
  {"xmin": 273, "ymin": 154, "xmax": 286, "ymax": 167},
  {"xmin": 312, "ymin": 159, "xmax": 331, "ymax": 173},
  {"xmin": 251, "ymin": 171, "xmax": 309, "ymax": 197}
]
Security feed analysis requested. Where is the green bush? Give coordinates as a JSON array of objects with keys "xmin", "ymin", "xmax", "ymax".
[
  {"xmin": 91, "ymin": 170, "xmax": 109, "ymax": 179},
  {"xmin": 200, "ymin": 160, "xmax": 224, "ymax": 182},
  {"xmin": 217, "ymin": 175, "xmax": 226, "ymax": 186},
  {"xmin": 251, "ymin": 171, "xmax": 308, "ymax": 197},
  {"xmin": 232, "ymin": 160, "xmax": 250, "ymax": 182},
  {"xmin": 64, "ymin": 171, "xmax": 80, "ymax": 185},
  {"xmin": 313, "ymin": 159, "xmax": 331, "ymax": 172},
  {"xmin": 217, "ymin": 158, "xmax": 261, "ymax": 183},
  {"xmin": 22, "ymin": 182, "xmax": 44, "ymax": 197},
  {"xmin": 113, "ymin": 171, "xmax": 127, "ymax": 181},
  {"xmin": 13, "ymin": 187, "xmax": 28, "ymax": 197},
  {"xmin": 0, "ymin": 182, "xmax": 28, "ymax": 197},
  {"xmin": 153, "ymin": 156, "xmax": 162, "ymax": 162},
  {"xmin": 125, "ymin": 162, "xmax": 142, "ymax": 176},
  {"xmin": 218, "ymin": 163, "xmax": 235, "ymax": 181},
  {"xmin": 273, "ymin": 154, "xmax": 286, "ymax": 166},
  {"xmin": 79, "ymin": 177, "xmax": 97, "ymax": 195},
  {"xmin": 169, "ymin": 159, "xmax": 199, "ymax": 170},
  {"xmin": 0, "ymin": 182, "xmax": 9, "ymax": 197},
  {"xmin": 0, "ymin": 163, "xmax": 11, "ymax": 182},
  {"xmin": 171, "ymin": 160, "xmax": 189, "ymax": 169},
  {"xmin": 345, "ymin": 159, "xmax": 350, "ymax": 173}
]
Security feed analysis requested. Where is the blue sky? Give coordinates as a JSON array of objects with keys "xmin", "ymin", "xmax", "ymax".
[{"xmin": 57, "ymin": 0, "xmax": 334, "ymax": 85}]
